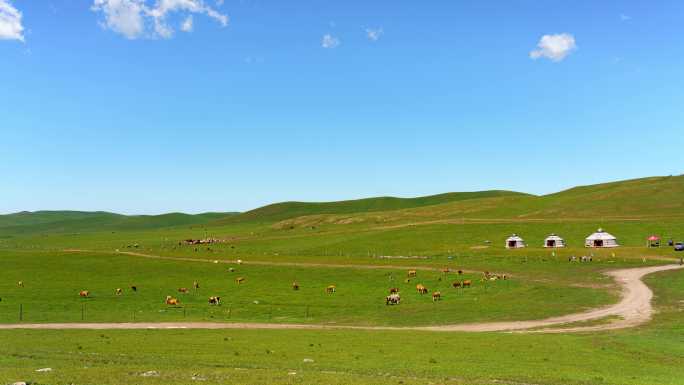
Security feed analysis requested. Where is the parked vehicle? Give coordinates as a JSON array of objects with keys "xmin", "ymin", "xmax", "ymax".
[{"xmin": 675, "ymin": 242, "xmax": 684, "ymax": 251}]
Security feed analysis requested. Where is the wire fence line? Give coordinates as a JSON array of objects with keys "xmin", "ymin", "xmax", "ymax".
[{"xmin": 0, "ymin": 302, "xmax": 331, "ymax": 323}]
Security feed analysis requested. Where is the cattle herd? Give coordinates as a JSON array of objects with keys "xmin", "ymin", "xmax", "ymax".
[{"xmin": 11, "ymin": 265, "xmax": 509, "ymax": 311}]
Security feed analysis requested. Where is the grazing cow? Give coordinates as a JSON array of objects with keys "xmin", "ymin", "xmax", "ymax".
[
  {"xmin": 208, "ymin": 296, "xmax": 221, "ymax": 305},
  {"xmin": 441, "ymin": 268, "xmax": 450, "ymax": 274},
  {"xmin": 228, "ymin": 267, "xmax": 235, "ymax": 273},
  {"xmin": 389, "ymin": 288, "xmax": 399, "ymax": 294},
  {"xmin": 385, "ymin": 293, "xmax": 401, "ymax": 305},
  {"xmin": 407, "ymin": 270, "xmax": 417, "ymax": 278},
  {"xmin": 17, "ymin": 281, "xmax": 24, "ymax": 287},
  {"xmin": 326, "ymin": 285, "xmax": 336, "ymax": 294},
  {"xmin": 416, "ymin": 284, "xmax": 428, "ymax": 294},
  {"xmin": 237, "ymin": 259, "xmax": 243, "ymax": 265},
  {"xmin": 130, "ymin": 285, "xmax": 138, "ymax": 292},
  {"xmin": 115, "ymin": 288, "xmax": 123, "ymax": 296},
  {"xmin": 235, "ymin": 277, "xmax": 245, "ymax": 285},
  {"xmin": 79, "ymin": 290, "xmax": 89, "ymax": 298},
  {"xmin": 462, "ymin": 280, "xmax": 472, "ymax": 288},
  {"xmin": 457, "ymin": 270, "xmax": 463, "ymax": 275},
  {"xmin": 292, "ymin": 281, "xmax": 300, "ymax": 291},
  {"xmin": 165, "ymin": 296, "xmax": 179, "ymax": 306},
  {"xmin": 432, "ymin": 291, "xmax": 441, "ymax": 302},
  {"xmin": 193, "ymin": 281, "xmax": 200, "ymax": 290},
  {"xmin": 178, "ymin": 287, "xmax": 189, "ymax": 293},
  {"xmin": 452, "ymin": 281, "xmax": 462, "ymax": 288}
]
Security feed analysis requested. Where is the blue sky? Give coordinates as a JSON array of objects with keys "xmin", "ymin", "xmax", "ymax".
[{"xmin": 1, "ymin": 0, "xmax": 683, "ymax": 214}]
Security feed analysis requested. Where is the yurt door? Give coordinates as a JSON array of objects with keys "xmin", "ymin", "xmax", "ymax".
[{"xmin": 594, "ymin": 240, "xmax": 604, "ymax": 247}]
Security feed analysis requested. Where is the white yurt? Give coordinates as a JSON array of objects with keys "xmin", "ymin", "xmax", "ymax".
[
  {"xmin": 585, "ymin": 228, "xmax": 619, "ymax": 248},
  {"xmin": 544, "ymin": 234, "xmax": 566, "ymax": 248},
  {"xmin": 505, "ymin": 234, "xmax": 526, "ymax": 249}
]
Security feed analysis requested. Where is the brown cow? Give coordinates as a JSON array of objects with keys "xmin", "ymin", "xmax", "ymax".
[
  {"xmin": 178, "ymin": 287, "xmax": 189, "ymax": 293},
  {"xmin": 457, "ymin": 270, "xmax": 463, "ymax": 275},
  {"xmin": 130, "ymin": 285, "xmax": 137, "ymax": 292},
  {"xmin": 235, "ymin": 277, "xmax": 245, "ymax": 285},
  {"xmin": 462, "ymin": 280, "xmax": 472, "ymax": 288},
  {"xmin": 292, "ymin": 281, "xmax": 300, "ymax": 290},
  {"xmin": 389, "ymin": 288, "xmax": 399, "ymax": 294},
  {"xmin": 432, "ymin": 291, "xmax": 441, "ymax": 302},
  {"xmin": 326, "ymin": 285, "xmax": 336, "ymax": 294},
  {"xmin": 115, "ymin": 288, "xmax": 123, "ymax": 296},
  {"xmin": 452, "ymin": 281, "xmax": 462, "ymax": 288},
  {"xmin": 416, "ymin": 284, "xmax": 428, "ymax": 294},
  {"xmin": 441, "ymin": 268, "xmax": 450, "ymax": 274},
  {"xmin": 79, "ymin": 290, "xmax": 89, "ymax": 298},
  {"xmin": 165, "ymin": 296, "xmax": 179, "ymax": 305},
  {"xmin": 407, "ymin": 270, "xmax": 417, "ymax": 278}
]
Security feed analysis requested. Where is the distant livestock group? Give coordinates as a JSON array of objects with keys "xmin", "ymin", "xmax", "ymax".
[{"xmin": 33, "ymin": 263, "xmax": 501, "ymax": 311}]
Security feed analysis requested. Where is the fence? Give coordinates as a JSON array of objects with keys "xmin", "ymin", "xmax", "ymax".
[{"xmin": 0, "ymin": 301, "xmax": 323, "ymax": 324}]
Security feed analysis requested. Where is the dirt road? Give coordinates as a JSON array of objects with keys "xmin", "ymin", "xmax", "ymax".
[{"xmin": 1, "ymin": 264, "xmax": 681, "ymax": 333}]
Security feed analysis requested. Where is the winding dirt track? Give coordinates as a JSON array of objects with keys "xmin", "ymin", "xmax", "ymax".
[{"xmin": 1, "ymin": 264, "xmax": 681, "ymax": 333}]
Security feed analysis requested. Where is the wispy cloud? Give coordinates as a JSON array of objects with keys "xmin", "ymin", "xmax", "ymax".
[
  {"xmin": 620, "ymin": 14, "xmax": 631, "ymax": 21},
  {"xmin": 181, "ymin": 15, "xmax": 193, "ymax": 32},
  {"xmin": 91, "ymin": 0, "xmax": 228, "ymax": 39},
  {"xmin": 366, "ymin": 27, "xmax": 383, "ymax": 42},
  {"xmin": 0, "ymin": 0, "xmax": 25, "ymax": 42},
  {"xmin": 321, "ymin": 33, "xmax": 340, "ymax": 49},
  {"xmin": 529, "ymin": 33, "xmax": 577, "ymax": 62}
]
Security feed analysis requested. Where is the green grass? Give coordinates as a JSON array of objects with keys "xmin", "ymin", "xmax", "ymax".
[
  {"xmin": 1, "ymin": 267, "xmax": 683, "ymax": 385},
  {"xmin": 0, "ymin": 250, "xmax": 618, "ymax": 325},
  {"xmin": 2, "ymin": 175, "xmax": 684, "ymax": 384}
]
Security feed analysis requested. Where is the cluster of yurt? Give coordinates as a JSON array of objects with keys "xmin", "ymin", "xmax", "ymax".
[{"xmin": 504, "ymin": 229, "xmax": 620, "ymax": 249}]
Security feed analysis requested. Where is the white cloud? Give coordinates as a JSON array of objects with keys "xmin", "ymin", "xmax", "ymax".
[
  {"xmin": 321, "ymin": 34, "xmax": 339, "ymax": 49},
  {"xmin": 181, "ymin": 15, "xmax": 193, "ymax": 32},
  {"xmin": 91, "ymin": 0, "xmax": 228, "ymax": 39},
  {"xmin": 529, "ymin": 33, "xmax": 577, "ymax": 62},
  {"xmin": 366, "ymin": 27, "xmax": 383, "ymax": 41},
  {"xmin": 620, "ymin": 14, "xmax": 631, "ymax": 21},
  {"xmin": 0, "ymin": 0, "xmax": 25, "ymax": 42}
]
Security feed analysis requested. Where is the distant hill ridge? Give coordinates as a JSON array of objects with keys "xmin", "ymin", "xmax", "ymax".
[{"xmin": 2, "ymin": 175, "xmax": 683, "ymax": 233}]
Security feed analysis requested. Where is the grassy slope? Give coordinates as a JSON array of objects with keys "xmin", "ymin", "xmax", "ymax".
[
  {"xmin": 221, "ymin": 190, "xmax": 530, "ymax": 223},
  {"xmin": 0, "ymin": 211, "xmax": 236, "ymax": 236},
  {"xmin": 0, "ymin": 250, "xmax": 617, "ymax": 325},
  {"xmin": 1, "ymin": 268, "xmax": 682, "ymax": 385}
]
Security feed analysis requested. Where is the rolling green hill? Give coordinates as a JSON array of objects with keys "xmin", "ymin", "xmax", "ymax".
[
  {"xmin": 221, "ymin": 190, "xmax": 530, "ymax": 223},
  {"xmin": 0, "ymin": 211, "xmax": 237, "ymax": 235},
  {"xmin": 258, "ymin": 175, "xmax": 684, "ymax": 229},
  {"xmin": 3, "ymin": 175, "xmax": 683, "ymax": 236}
]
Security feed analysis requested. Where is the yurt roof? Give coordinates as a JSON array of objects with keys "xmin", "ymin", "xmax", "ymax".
[
  {"xmin": 545, "ymin": 234, "xmax": 564, "ymax": 241},
  {"xmin": 506, "ymin": 234, "xmax": 524, "ymax": 241},
  {"xmin": 586, "ymin": 228, "xmax": 617, "ymax": 240},
  {"xmin": 647, "ymin": 235, "xmax": 660, "ymax": 241}
]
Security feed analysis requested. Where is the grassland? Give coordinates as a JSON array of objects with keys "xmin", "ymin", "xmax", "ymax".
[
  {"xmin": 1, "ymin": 175, "xmax": 684, "ymax": 384},
  {"xmin": 1, "ymin": 268, "xmax": 683, "ymax": 385}
]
